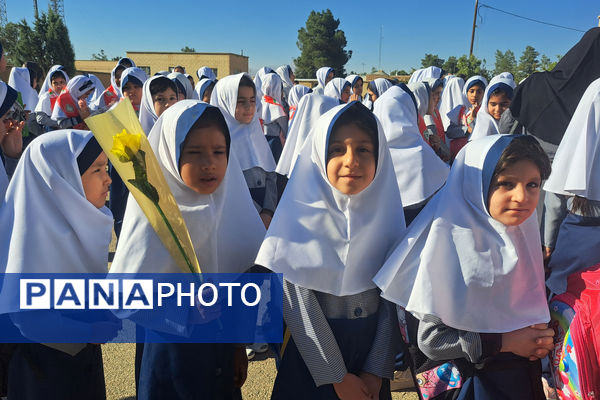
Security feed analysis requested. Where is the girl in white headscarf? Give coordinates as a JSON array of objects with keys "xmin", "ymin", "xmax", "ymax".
[
  {"xmin": 346, "ymin": 75, "xmax": 364, "ymax": 102},
  {"xmin": 211, "ymin": 73, "xmax": 278, "ymax": 228},
  {"xmin": 119, "ymin": 67, "xmax": 149, "ymax": 114},
  {"xmin": 92, "ymin": 63, "xmax": 126, "ymax": 111},
  {"xmin": 257, "ymin": 101, "xmax": 405, "ymax": 399},
  {"xmin": 276, "ymin": 64, "xmax": 295, "ymax": 100},
  {"xmin": 168, "ymin": 72, "xmax": 197, "ymax": 100},
  {"xmin": 470, "ymin": 76, "xmax": 516, "ymax": 140},
  {"xmin": 439, "ymin": 76, "xmax": 467, "ymax": 131},
  {"xmin": 374, "ymin": 134, "xmax": 555, "ymax": 399},
  {"xmin": 138, "ymin": 75, "xmax": 179, "ymax": 134},
  {"xmin": 196, "ymin": 66, "xmax": 217, "ymax": 81},
  {"xmin": 287, "ymin": 85, "xmax": 312, "ymax": 122},
  {"xmin": 0, "ymin": 129, "xmax": 115, "ymax": 400},
  {"xmin": 194, "ymin": 78, "xmax": 216, "ymax": 103},
  {"xmin": 324, "ymin": 77, "xmax": 351, "ymax": 104},
  {"xmin": 34, "ymin": 67, "xmax": 69, "ymax": 132},
  {"xmin": 408, "ymin": 66, "xmax": 442, "ymax": 84},
  {"xmin": 312, "ymin": 67, "xmax": 334, "ymax": 95},
  {"xmin": 51, "ymin": 75, "xmax": 97, "ymax": 130},
  {"xmin": 444, "ymin": 75, "xmax": 488, "ymax": 158},
  {"xmin": 86, "ymin": 74, "xmax": 105, "ymax": 103},
  {"xmin": 109, "ymin": 101, "xmax": 265, "ymax": 399},
  {"xmin": 261, "ymin": 73, "xmax": 288, "ymax": 163},
  {"xmin": 365, "ymin": 78, "xmax": 392, "ymax": 109},
  {"xmin": 0, "ymin": 81, "xmax": 22, "ymax": 198},
  {"xmin": 8, "ymin": 67, "xmax": 38, "ymax": 112},
  {"xmin": 373, "ymin": 85, "xmax": 450, "ymax": 224}
]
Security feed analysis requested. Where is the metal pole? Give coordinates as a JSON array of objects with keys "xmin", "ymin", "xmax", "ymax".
[{"xmin": 469, "ymin": 0, "xmax": 479, "ymax": 56}]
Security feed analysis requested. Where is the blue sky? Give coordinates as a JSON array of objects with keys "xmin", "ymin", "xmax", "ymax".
[{"xmin": 5, "ymin": 1, "xmax": 598, "ymax": 75}]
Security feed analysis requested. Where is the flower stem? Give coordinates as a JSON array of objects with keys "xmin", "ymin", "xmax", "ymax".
[{"xmin": 152, "ymin": 201, "xmax": 199, "ymax": 274}]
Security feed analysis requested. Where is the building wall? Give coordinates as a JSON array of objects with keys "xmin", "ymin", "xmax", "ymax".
[{"xmin": 125, "ymin": 52, "xmax": 248, "ymax": 79}]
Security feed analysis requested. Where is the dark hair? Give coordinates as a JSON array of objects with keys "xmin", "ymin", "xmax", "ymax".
[
  {"xmin": 490, "ymin": 135, "xmax": 551, "ymax": 187},
  {"xmin": 118, "ymin": 58, "xmax": 134, "ymax": 68},
  {"xmin": 185, "ymin": 107, "xmax": 231, "ymax": 158},
  {"xmin": 149, "ymin": 76, "xmax": 178, "ymax": 97},
  {"xmin": 466, "ymin": 79, "xmax": 485, "ymax": 92},
  {"xmin": 201, "ymin": 81, "xmax": 216, "ymax": 99},
  {"xmin": 23, "ymin": 61, "xmax": 42, "ymax": 87},
  {"xmin": 238, "ymin": 75, "xmax": 256, "ymax": 96},
  {"xmin": 571, "ymin": 196, "xmax": 592, "ymax": 216},
  {"xmin": 489, "ymin": 86, "xmax": 513, "ymax": 100},
  {"xmin": 115, "ymin": 64, "xmax": 126, "ymax": 77},
  {"xmin": 50, "ymin": 70, "xmax": 66, "ymax": 83},
  {"xmin": 329, "ymin": 102, "xmax": 379, "ymax": 167},
  {"xmin": 367, "ymin": 80, "xmax": 378, "ymax": 96},
  {"xmin": 174, "ymin": 65, "xmax": 185, "ymax": 71}
]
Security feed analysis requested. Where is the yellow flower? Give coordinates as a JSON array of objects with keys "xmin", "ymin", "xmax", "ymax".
[{"xmin": 111, "ymin": 129, "xmax": 142, "ymax": 162}]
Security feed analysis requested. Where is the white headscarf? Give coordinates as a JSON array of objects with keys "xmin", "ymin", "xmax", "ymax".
[
  {"xmin": 406, "ymin": 82, "xmax": 429, "ymax": 116},
  {"xmin": 373, "ymin": 86, "xmax": 449, "ymax": 206},
  {"xmin": 260, "ymin": 73, "xmax": 286, "ymax": 123},
  {"xmin": 276, "ymin": 93, "xmax": 338, "ymax": 177},
  {"xmin": 408, "ymin": 66, "xmax": 442, "ymax": 84},
  {"xmin": 211, "ymin": 73, "xmax": 276, "ymax": 172},
  {"xmin": 345, "ymin": 74, "xmax": 362, "ymax": 88},
  {"xmin": 439, "ymin": 77, "xmax": 467, "ymax": 130},
  {"xmin": 463, "ymin": 75, "xmax": 488, "ymax": 98},
  {"xmin": 0, "ymin": 130, "xmax": 113, "ymax": 275},
  {"xmin": 253, "ymin": 67, "xmax": 274, "ymax": 102},
  {"xmin": 196, "ymin": 66, "xmax": 216, "ymax": 81},
  {"xmin": 256, "ymin": 101, "xmax": 406, "ymax": 296},
  {"xmin": 168, "ymin": 72, "xmax": 197, "ymax": 100},
  {"xmin": 8, "ymin": 67, "xmax": 38, "ymax": 111},
  {"xmin": 117, "ymin": 57, "xmax": 136, "ymax": 68},
  {"xmin": 119, "ymin": 67, "xmax": 148, "ymax": 93},
  {"xmin": 324, "ymin": 77, "xmax": 350, "ymax": 103},
  {"xmin": 51, "ymin": 75, "xmax": 95, "ymax": 121},
  {"xmin": 544, "ymin": 77, "xmax": 600, "ymax": 200},
  {"xmin": 139, "ymin": 75, "xmax": 173, "ymax": 134},
  {"xmin": 470, "ymin": 77, "xmax": 516, "ymax": 140},
  {"xmin": 316, "ymin": 67, "xmax": 333, "ymax": 88},
  {"xmin": 287, "ymin": 85, "xmax": 311, "ymax": 109},
  {"xmin": 0, "ymin": 82, "xmax": 18, "ymax": 197},
  {"xmin": 87, "ymin": 74, "xmax": 105, "ymax": 103},
  {"xmin": 369, "ymin": 78, "xmax": 393, "ymax": 99},
  {"xmin": 374, "ymin": 135, "xmax": 550, "ymax": 333},
  {"xmin": 39, "ymin": 65, "xmax": 69, "ymax": 96},
  {"xmin": 495, "ymin": 72, "xmax": 514, "ymax": 81},
  {"xmin": 194, "ymin": 78, "xmax": 214, "ymax": 101},
  {"xmin": 110, "ymin": 101, "xmax": 265, "ymax": 275},
  {"xmin": 109, "ymin": 64, "xmax": 125, "ymax": 97},
  {"xmin": 276, "ymin": 65, "xmax": 294, "ymax": 98}
]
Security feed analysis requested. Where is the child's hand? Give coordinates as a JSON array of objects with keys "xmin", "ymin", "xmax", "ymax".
[
  {"xmin": 500, "ymin": 324, "xmax": 555, "ymax": 360},
  {"xmin": 232, "ymin": 346, "xmax": 248, "ymax": 388},
  {"xmin": 349, "ymin": 93, "xmax": 360, "ymax": 102},
  {"xmin": 333, "ymin": 373, "xmax": 373, "ymax": 400},
  {"xmin": 0, "ymin": 120, "xmax": 25, "ymax": 158},
  {"xmin": 358, "ymin": 371, "xmax": 381, "ymax": 400},
  {"xmin": 78, "ymin": 99, "xmax": 91, "ymax": 119}
]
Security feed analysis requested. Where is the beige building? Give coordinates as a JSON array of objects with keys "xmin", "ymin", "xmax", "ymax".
[{"xmin": 75, "ymin": 51, "xmax": 248, "ymax": 87}]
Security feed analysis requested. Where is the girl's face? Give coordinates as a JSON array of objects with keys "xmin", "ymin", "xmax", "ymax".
[
  {"xmin": 353, "ymin": 80, "xmax": 363, "ymax": 96},
  {"xmin": 325, "ymin": 71, "xmax": 334, "ymax": 85},
  {"xmin": 326, "ymin": 123, "xmax": 376, "ymax": 195},
  {"xmin": 179, "ymin": 125, "xmax": 228, "ymax": 194},
  {"xmin": 367, "ymin": 88, "xmax": 377, "ymax": 103},
  {"xmin": 430, "ymin": 86, "xmax": 443, "ymax": 108},
  {"xmin": 235, "ymin": 86, "xmax": 256, "ymax": 124},
  {"xmin": 81, "ymin": 152, "xmax": 111, "ymax": 209},
  {"xmin": 123, "ymin": 82, "xmax": 143, "ymax": 107},
  {"xmin": 487, "ymin": 160, "xmax": 541, "ymax": 226},
  {"xmin": 50, "ymin": 76, "xmax": 66, "ymax": 94},
  {"xmin": 340, "ymin": 85, "xmax": 351, "ymax": 103},
  {"xmin": 488, "ymin": 93, "xmax": 511, "ymax": 121},
  {"xmin": 202, "ymin": 86, "xmax": 213, "ymax": 103},
  {"xmin": 152, "ymin": 88, "xmax": 178, "ymax": 117},
  {"xmin": 467, "ymin": 85, "xmax": 484, "ymax": 106}
]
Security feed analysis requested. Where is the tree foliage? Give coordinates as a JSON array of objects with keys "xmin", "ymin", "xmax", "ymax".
[
  {"xmin": 455, "ymin": 54, "xmax": 489, "ymax": 80},
  {"xmin": 92, "ymin": 49, "xmax": 108, "ymax": 61},
  {"xmin": 294, "ymin": 9, "xmax": 352, "ymax": 78},
  {"xmin": 493, "ymin": 50, "xmax": 517, "ymax": 77},
  {"xmin": 443, "ymin": 56, "xmax": 458, "ymax": 74},
  {"xmin": 0, "ymin": 8, "xmax": 75, "ymax": 76},
  {"xmin": 421, "ymin": 53, "xmax": 444, "ymax": 69},
  {"xmin": 181, "ymin": 46, "xmax": 196, "ymax": 52},
  {"xmin": 516, "ymin": 45, "xmax": 539, "ymax": 82}
]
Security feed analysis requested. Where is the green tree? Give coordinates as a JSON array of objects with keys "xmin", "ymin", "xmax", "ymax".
[
  {"xmin": 456, "ymin": 54, "xmax": 489, "ymax": 80},
  {"xmin": 516, "ymin": 45, "xmax": 539, "ymax": 81},
  {"xmin": 421, "ymin": 53, "xmax": 444, "ymax": 69},
  {"xmin": 493, "ymin": 49, "xmax": 517, "ymax": 77},
  {"xmin": 0, "ymin": 8, "xmax": 75, "ymax": 76},
  {"xmin": 294, "ymin": 9, "xmax": 352, "ymax": 78},
  {"xmin": 443, "ymin": 56, "xmax": 458, "ymax": 74},
  {"xmin": 92, "ymin": 49, "xmax": 109, "ymax": 61},
  {"xmin": 181, "ymin": 46, "xmax": 196, "ymax": 52}
]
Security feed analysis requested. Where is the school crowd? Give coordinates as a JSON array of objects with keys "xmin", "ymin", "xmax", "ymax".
[{"xmin": 0, "ymin": 26, "xmax": 599, "ymax": 400}]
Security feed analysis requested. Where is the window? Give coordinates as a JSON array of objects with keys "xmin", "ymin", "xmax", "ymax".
[{"xmin": 139, "ymin": 66, "xmax": 151, "ymax": 76}]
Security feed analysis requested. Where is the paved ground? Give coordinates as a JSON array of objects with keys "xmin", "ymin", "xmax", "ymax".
[{"xmin": 102, "ymin": 343, "xmax": 418, "ymax": 400}]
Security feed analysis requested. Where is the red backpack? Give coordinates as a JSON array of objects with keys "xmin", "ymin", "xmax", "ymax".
[{"xmin": 549, "ymin": 264, "xmax": 600, "ymax": 399}]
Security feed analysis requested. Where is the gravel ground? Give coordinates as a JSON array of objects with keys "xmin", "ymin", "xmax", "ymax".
[{"xmin": 102, "ymin": 344, "xmax": 418, "ymax": 400}]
